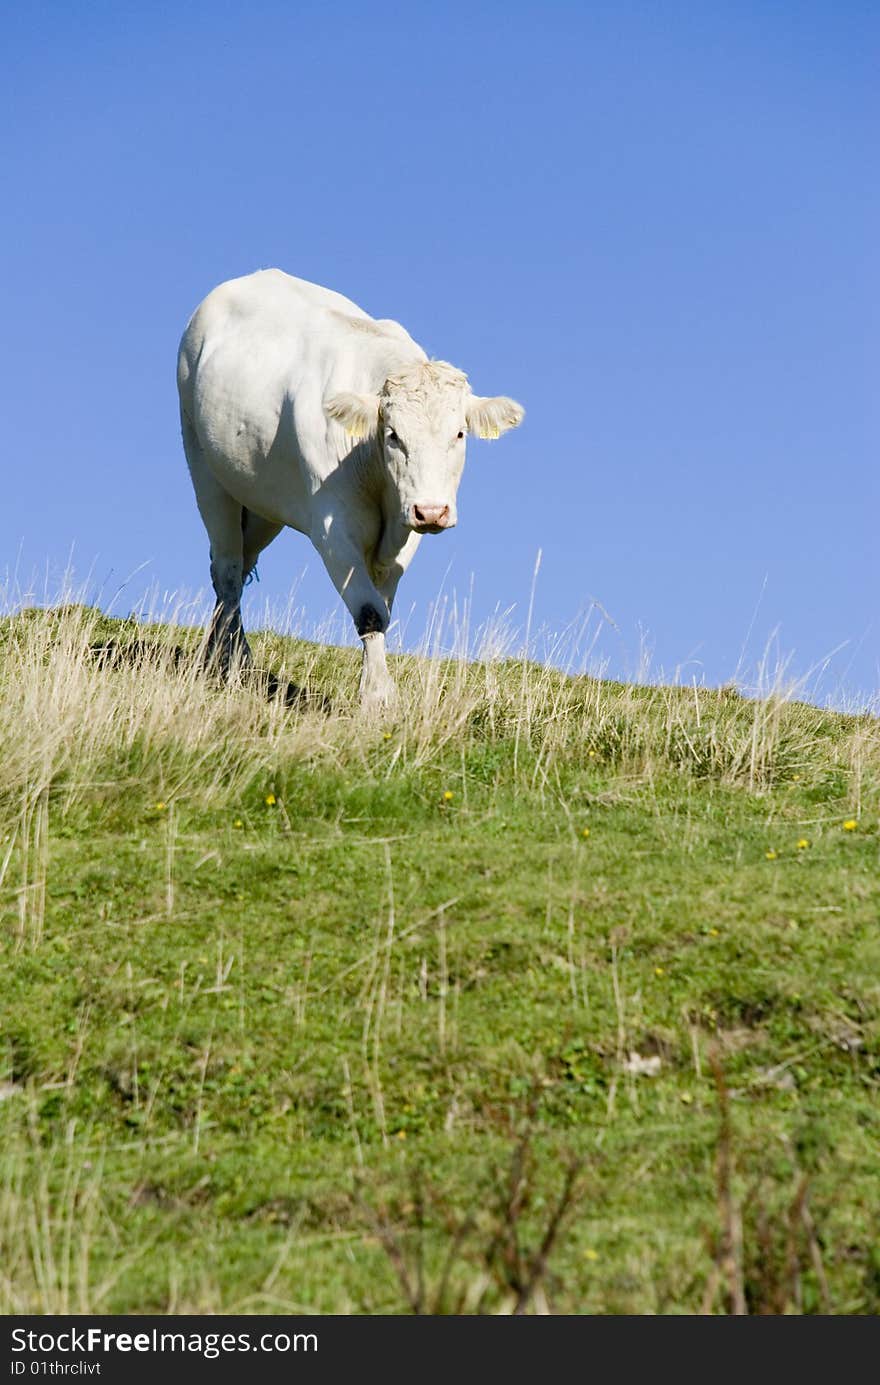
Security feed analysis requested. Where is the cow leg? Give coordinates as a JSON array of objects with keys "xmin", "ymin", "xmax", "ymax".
[
  {"xmin": 357, "ymin": 630, "xmax": 395, "ymax": 710},
  {"xmin": 359, "ymin": 531, "xmax": 425, "ymax": 706},
  {"xmin": 312, "ymin": 529, "xmax": 397, "ymax": 709},
  {"xmin": 373, "ymin": 530, "xmax": 421, "ymax": 614},
  {"xmin": 206, "ymin": 551, "xmax": 250, "ymax": 673},
  {"xmin": 181, "ymin": 411, "xmax": 250, "ymax": 673}
]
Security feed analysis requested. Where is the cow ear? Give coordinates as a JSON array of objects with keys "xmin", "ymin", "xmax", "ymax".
[
  {"xmin": 324, "ymin": 392, "xmax": 380, "ymax": 440},
  {"xmin": 466, "ymin": 395, "xmax": 525, "ymax": 440}
]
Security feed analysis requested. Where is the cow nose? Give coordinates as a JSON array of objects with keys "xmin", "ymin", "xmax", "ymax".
[{"xmin": 411, "ymin": 503, "xmax": 451, "ymax": 530}]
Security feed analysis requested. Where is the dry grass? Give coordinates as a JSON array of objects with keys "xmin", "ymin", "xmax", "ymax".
[{"xmin": 1, "ymin": 598, "xmax": 875, "ymax": 828}]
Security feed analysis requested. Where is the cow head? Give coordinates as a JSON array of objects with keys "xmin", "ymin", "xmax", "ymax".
[{"xmin": 324, "ymin": 361, "xmax": 524, "ymax": 534}]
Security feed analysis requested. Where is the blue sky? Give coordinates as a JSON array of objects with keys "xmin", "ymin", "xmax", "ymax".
[{"xmin": 3, "ymin": 1, "xmax": 877, "ymax": 704}]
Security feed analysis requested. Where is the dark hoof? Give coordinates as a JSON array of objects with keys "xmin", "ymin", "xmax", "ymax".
[{"xmin": 202, "ymin": 647, "xmax": 252, "ymax": 679}]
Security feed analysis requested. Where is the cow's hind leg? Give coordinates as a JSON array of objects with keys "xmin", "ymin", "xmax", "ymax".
[
  {"xmin": 181, "ymin": 411, "xmax": 250, "ymax": 674},
  {"xmin": 207, "ymin": 548, "xmax": 250, "ymax": 674}
]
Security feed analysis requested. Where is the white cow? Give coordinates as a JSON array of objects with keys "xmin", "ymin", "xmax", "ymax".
[{"xmin": 177, "ymin": 270, "xmax": 524, "ymax": 706}]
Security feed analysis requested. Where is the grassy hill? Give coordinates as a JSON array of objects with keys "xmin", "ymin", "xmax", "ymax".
[{"xmin": 1, "ymin": 604, "xmax": 877, "ymax": 1314}]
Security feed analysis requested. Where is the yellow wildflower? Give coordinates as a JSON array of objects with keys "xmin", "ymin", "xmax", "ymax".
[
  {"xmin": 708, "ymin": 927, "xmax": 719, "ymax": 937},
  {"xmin": 796, "ymin": 838, "xmax": 809, "ymax": 850},
  {"xmin": 155, "ymin": 801, "xmax": 166, "ymax": 811},
  {"xmin": 583, "ymin": 1248, "xmax": 599, "ymax": 1262},
  {"xmin": 233, "ymin": 819, "xmax": 244, "ymax": 829},
  {"xmin": 766, "ymin": 850, "xmax": 777, "ymax": 860},
  {"xmin": 654, "ymin": 966, "xmax": 665, "ymax": 977},
  {"xmin": 265, "ymin": 794, "xmax": 276, "ymax": 806},
  {"xmin": 843, "ymin": 819, "xmax": 857, "ymax": 831},
  {"xmin": 581, "ymin": 826, "xmax": 590, "ymax": 839},
  {"xmin": 588, "ymin": 749, "xmax": 597, "ymax": 759},
  {"xmin": 442, "ymin": 790, "xmax": 454, "ymax": 802}
]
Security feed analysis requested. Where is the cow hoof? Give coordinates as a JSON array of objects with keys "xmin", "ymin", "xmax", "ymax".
[
  {"xmin": 203, "ymin": 641, "xmax": 253, "ymax": 680},
  {"xmin": 359, "ymin": 682, "xmax": 399, "ymax": 715}
]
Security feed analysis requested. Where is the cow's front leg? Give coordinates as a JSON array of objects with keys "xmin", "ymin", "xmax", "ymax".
[
  {"xmin": 358, "ymin": 626, "xmax": 397, "ymax": 711},
  {"xmin": 313, "ymin": 527, "xmax": 397, "ymax": 710},
  {"xmin": 354, "ymin": 531, "xmax": 423, "ymax": 709}
]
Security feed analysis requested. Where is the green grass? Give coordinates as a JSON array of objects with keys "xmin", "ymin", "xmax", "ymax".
[{"xmin": 1, "ymin": 604, "xmax": 878, "ymax": 1313}]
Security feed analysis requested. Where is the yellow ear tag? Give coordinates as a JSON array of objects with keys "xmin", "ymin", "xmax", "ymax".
[
  {"xmin": 346, "ymin": 424, "xmax": 366, "ymax": 440},
  {"xmin": 482, "ymin": 425, "xmax": 500, "ymax": 440}
]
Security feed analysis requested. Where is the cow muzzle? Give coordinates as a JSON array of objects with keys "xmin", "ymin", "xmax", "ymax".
[{"xmin": 410, "ymin": 503, "xmax": 453, "ymax": 534}]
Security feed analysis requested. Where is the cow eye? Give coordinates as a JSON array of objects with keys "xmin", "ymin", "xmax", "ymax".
[
  {"xmin": 456, "ymin": 430, "xmax": 464, "ymax": 440},
  {"xmin": 386, "ymin": 428, "xmax": 399, "ymax": 444}
]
